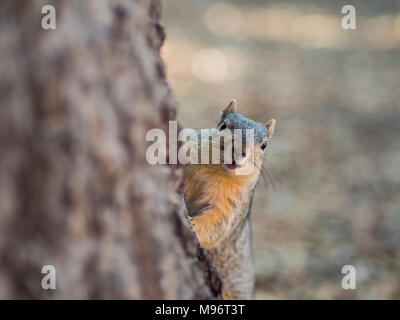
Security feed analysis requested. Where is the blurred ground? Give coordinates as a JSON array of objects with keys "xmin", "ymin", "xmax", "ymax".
[{"xmin": 161, "ymin": 0, "xmax": 400, "ymax": 299}]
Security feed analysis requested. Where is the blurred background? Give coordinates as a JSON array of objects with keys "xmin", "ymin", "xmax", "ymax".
[{"xmin": 161, "ymin": 0, "xmax": 400, "ymax": 299}]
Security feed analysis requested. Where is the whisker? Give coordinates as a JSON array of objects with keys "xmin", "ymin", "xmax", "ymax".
[
  {"xmin": 262, "ymin": 166, "xmax": 276, "ymax": 191},
  {"xmin": 247, "ymin": 157, "xmax": 276, "ymax": 192}
]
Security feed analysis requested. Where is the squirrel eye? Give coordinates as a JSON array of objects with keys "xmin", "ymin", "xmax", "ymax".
[
  {"xmin": 261, "ymin": 141, "xmax": 267, "ymax": 150},
  {"xmin": 219, "ymin": 121, "xmax": 227, "ymax": 131}
]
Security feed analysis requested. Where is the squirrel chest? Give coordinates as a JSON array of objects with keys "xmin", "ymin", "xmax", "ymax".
[{"xmin": 183, "ymin": 164, "xmax": 257, "ymax": 249}]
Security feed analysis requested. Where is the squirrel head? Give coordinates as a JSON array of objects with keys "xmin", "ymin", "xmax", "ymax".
[{"xmin": 216, "ymin": 99, "xmax": 276, "ymax": 176}]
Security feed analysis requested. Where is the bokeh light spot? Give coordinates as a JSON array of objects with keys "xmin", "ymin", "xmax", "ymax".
[{"xmin": 191, "ymin": 48, "xmax": 228, "ymax": 83}]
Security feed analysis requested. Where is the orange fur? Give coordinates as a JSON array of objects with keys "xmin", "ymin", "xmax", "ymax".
[{"xmin": 184, "ymin": 164, "xmax": 258, "ymax": 248}]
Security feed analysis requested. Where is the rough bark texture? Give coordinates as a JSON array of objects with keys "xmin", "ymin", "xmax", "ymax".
[{"xmin": 0, "ymin": 0, "xmax": 221, "ymax": 299}]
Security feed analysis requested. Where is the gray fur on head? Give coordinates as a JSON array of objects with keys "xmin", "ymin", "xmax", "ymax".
[{"xmin": 223, "ymin": 112, "xmax": 268, "ymax": 143}]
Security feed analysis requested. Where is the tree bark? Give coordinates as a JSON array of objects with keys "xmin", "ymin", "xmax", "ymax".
[{"xmin": 0, "ymin": 0, "xmax": 221, "ymax": 299}]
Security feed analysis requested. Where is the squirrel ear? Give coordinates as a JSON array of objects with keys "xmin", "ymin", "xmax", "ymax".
[
  {"xmin": 220, "ymin": 99, "xmax": 238, "ymax": 119},
  {"xmin": 265, "ymin": 119, "xmax": 276, "ymax": 137}
]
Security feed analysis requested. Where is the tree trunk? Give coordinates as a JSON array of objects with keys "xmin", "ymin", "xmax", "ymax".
[{"xmin": 0, "ymin": 0, "xmax": 220, "ymax": 299}]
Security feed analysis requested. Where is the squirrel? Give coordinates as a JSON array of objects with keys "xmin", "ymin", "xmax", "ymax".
[{"xmin": 182, "ymin": 99, "xmax": 276, "ymax": 299}]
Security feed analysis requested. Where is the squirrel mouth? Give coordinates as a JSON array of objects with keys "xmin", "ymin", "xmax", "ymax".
[{"xmin": 226, "ymin": 160, "xmax": 239, "ymax": 170}]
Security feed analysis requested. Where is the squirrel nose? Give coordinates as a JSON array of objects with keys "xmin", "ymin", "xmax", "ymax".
[{"xmin": 231, "ymin": 143, "xmax": 247, "ymax": 159}]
